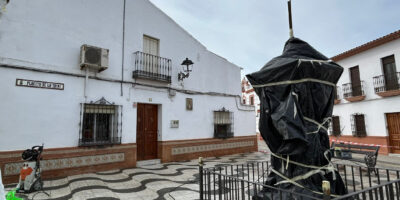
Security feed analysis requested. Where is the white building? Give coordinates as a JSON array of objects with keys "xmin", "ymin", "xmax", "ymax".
[
  {"xmin": 330, "ymin": 30, "xmax": 400, "ymax": 155},
  {"xmin": 0, "ymin": 0, "xmax": 256, "ymax": 183},
  {"xmin": 241, "ymin": 77, "xmax": 260, "ymax": 134}
]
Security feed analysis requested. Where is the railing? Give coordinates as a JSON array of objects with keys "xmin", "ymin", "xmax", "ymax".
[
  {"xmin": 373, "ymin": 72, "xmax": 400, "ymax": 93},
  {"xmin": 199, "ymin": 160, "xmax": 400, "ymax": 200},
  {"xmin": 79, "ymin": 137, "xmax": 121, "ymax": 146},
  {"xmin": 133, "ymin": 51, "xmax": 172, "ymax": 83},
  {"xmin": 342, "ymin": 81, "xmax": 365, "ymax": 98}
]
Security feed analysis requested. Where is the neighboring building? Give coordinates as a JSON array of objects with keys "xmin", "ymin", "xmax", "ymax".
[
  {"xmin": 330, "ymin": 30, "xmax": 400, "ymax": 155},
  {"xmin": 241, "ymin": 77, "xmax": 260, "ymax": 134},
  {"xmin": 0, "ymin": 0, "xmax": 256, "ymax": 183}
]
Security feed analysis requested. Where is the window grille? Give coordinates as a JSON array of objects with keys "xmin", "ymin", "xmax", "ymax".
[
  {"xmin": 329, "ymin": 116, "xmax": 341, "ymax": 136},
  {"xmin": 213, "ymin": 107, "xmax": 234, "ymax": 139},
  {"xmin": 79, "ymin": 97, "xmax": 122, "ymax": 146},
  {"xmin": 351, "ymin": 113, "xmax": 366, "ymax": 137}
]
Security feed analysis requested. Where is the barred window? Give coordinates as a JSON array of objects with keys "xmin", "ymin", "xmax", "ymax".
[
  {"xmin": 79, "ymin": 98, "xmax": 122, "ymax": 146},
  {"xmin": 351, "ymin": 113, "xmax": 366, "ymax": 137},
  {"xmin": 214, "ymin": 108, "xmax": 234, "ymax": 139},
  {"xmin": 329, "ymin": 116, "xmax": 341, "ymax": 136}
]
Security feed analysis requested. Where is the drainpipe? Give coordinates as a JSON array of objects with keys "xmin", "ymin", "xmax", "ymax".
[
  {"xmin": 84, "ymin": 67, "xmax": 88, "ymax": 102},
  {"xmin": 120, "ymin": 0, "xmax": 126, "ymax": 96}
]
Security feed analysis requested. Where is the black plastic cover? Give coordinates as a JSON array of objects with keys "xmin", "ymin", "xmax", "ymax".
[{"xmin": 246, "ymin": 37, "xmax": 347, "ymax": 199}]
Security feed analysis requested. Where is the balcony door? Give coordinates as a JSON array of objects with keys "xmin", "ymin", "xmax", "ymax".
[
  {"xmin": 143, "ymin": 35, "xmax": 159, "ymax": 74},
  {"xmin": 382, "ymin": 55, "xmax": 398, "ymax": 91},
  {"xmin": 350, "ymin": 66, "xmax": 362, "ymax": 96},
  {"xmin": 137, "ymin": 103, "xmax": 158, "ymax": 161}
]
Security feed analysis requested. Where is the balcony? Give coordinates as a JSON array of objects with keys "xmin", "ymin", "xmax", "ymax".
[
  {"xmin": 334, "ymin": 86, "xmax": 341, "ymax": 104},
  {"xmin": 133, "ymin": 51, "xmax": 172, "ymax": 83},
  {"xmin": 373, "ymin": 72, "xmax": 400, "ymax": 97},
  {"xmin": 342, "ymin": 81, "xmax": 366, "ymax": 102}
]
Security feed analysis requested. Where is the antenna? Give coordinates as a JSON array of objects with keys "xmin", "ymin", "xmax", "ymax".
[{"xmin": 287, "ymin": 0, "xmax": 294, "ymax": 38}]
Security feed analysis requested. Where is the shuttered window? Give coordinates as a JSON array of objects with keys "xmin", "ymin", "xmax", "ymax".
[
  {"xmin": 351, "ymin": 114, "xmax": 367, "ymax": 137},
  {"xmin": 330, "ymin": 116, "xmax": 341, "ymax": 136},
  {"xmin": 334, "ymin": 86, "xmax": 339, "ymax": 100},
  {"xmin": 250, "ymin": 96, "xmax": 254, "ymax": 105}
]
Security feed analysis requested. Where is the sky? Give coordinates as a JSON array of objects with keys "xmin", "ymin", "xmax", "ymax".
[{"xmin": 149, "ymin": 0, "xmax": 400, "ymax": 76}]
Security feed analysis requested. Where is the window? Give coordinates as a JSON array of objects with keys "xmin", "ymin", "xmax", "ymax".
[
  {"xmin": 250, "ymin": 96, "xmax": 254, "ymax": 105},
  {"xmin": 79, "ymin": 98, "xmax": 122, "ymax": 146},
  {"xmin": 242, "ymin": 98, "xmax": 246, "ymax": 104},
  {"xmin": 351, "ymin": 113, "xmax": 366, "ymax": 137},
  {"xmin": 382, "ymin": 55, "xmax": 398, "ymax": 91},
  {"xmin": 213, "ymin": 108, "xmax": 234, "ymax": 139},
  {"xmin": 329, "ymin": 116, "xmax": 341, "ymax": 136},
  {"xmin": 334, "ymin": 86, "xmax": 340, "ymax": 100},
  {"xmin": 143, "ymin": 35, "xmax": 160, "ymax": 74},
  {"xmin": 143, "ymin": 35, "xmax": 159, "ymax": 56}
]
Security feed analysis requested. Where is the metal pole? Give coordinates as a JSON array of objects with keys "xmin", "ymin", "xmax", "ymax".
[
  {"xmin": 287, "ymin": 0, "xmax": 294, "ymax": 38},
  {"xmin": 199, "ymin": 157, "xmax": 204, "ymax": 200}
]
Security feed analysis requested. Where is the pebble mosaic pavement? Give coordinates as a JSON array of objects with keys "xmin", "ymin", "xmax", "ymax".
[
  {"xmin": 5, "ymin": 152, "xmax": 269, "ymax": 200},
  {"xmin": 5, "ymin": 142, "xmax": 400, "ymax": 200}
]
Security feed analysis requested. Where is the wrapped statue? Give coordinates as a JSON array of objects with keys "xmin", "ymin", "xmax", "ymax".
[{"xmin": 246, "ymin": 37, "xmax": 348, "ymax": 199}]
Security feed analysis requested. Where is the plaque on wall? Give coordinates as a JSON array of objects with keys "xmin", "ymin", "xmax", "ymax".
[
  {"xmin": 16, "ymin": 79, "xmax": 64, "ymax": 90},
  {"xmin": 186, "ymin": 98, "xmax": 193, "ymax": 110}
]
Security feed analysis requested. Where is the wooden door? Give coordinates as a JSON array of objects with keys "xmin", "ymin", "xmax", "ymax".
[
  {"xmin": 387, "ymin": 113, "xmax": 400, "ymax": 154},
  {"xmin": 137, "ymin": 104, "xmax": 158, "ymax": 160},
  {"xmin": 350, "ymin": 66, "xmax": 362, "ymax": 96},
  {"xmin": 382, "ymin": 55, "xmax": 398, "ymax": 91}
]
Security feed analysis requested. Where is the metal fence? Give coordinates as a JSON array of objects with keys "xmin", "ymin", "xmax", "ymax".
[
  {"xmin": 342, "ymin": 81, "xmax": 365, "ymax": 98},
  {"xmin": 133, "ymin": 51, "xmax": 172, "ymax": 83},
  {"xmin": 199, "ymin": 160, "xmax": 400, "ymax": 200},
  {"xmin": 373, "ymin": 72, "xmax": 400, "ymax": 93}
]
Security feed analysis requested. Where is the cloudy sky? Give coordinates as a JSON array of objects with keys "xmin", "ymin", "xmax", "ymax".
[{"xmin": 149, "ymin": 0, "xmax": 399, "ymax": 76}]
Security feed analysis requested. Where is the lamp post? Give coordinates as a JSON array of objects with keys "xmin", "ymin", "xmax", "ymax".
[{"xmin": 178, "ymin": 58, "xmax": 194, "ymax": 81}]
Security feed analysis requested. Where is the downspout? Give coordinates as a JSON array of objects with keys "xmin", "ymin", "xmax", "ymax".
[
  {"xmin": 84, "ymin": 67, "xmax": 89, "ymax": 101},
  {"xmin": 121, "ymin": 0, "xmax": 126, "ymax": 96}
]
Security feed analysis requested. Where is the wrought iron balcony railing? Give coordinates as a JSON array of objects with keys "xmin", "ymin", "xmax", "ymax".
[
  {"xmin": 133, "ymin": 51, "xmax": 172, "ymax": 83},
  {"xmin": 373, "ymin": 72, "xmax": 400, "ymax": 93},
  {"xmin": 342, "ymin": 81, "xmax": 365, "ymax": 98}
]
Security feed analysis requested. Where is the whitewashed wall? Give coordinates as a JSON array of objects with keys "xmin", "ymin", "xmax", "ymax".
[
  {"xmin": 0, "ymin": 0, "xmax": 255, "ymax": 151},
  {"xmin": 333, "ymin": 38, "xmax": 400, "ymax": 137}
]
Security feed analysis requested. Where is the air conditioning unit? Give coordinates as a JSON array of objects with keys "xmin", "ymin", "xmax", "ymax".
[{"xmin": 80, "ymin": 44, "xmax": 109, "ymax": 72}]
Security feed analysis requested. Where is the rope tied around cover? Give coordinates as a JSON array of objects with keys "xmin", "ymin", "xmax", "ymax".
[{"xmin": 270, "ymin": 149, "xmax": 339, "ymax": 197}]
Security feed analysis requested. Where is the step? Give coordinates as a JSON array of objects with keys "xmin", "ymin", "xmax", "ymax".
[{"xmin": 136, "ymin": 159, "xmax": 161, "ymax": 167}]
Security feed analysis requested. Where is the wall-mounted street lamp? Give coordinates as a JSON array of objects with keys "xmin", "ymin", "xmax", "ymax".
[{"xmin": 178, "ymin": 58, "xmax": 194, "ymax": 81}]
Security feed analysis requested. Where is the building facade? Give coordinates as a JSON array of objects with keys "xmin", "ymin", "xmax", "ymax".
[
  {"xmin": 241, "ymin": 77, "xmax": 260, "ymax": 134},
  {"xmin": 0, "ymin": 0, "xmax": 256, "ymax": 183},
  {"xmin": 330, "ymin": 30, "xmax": 400, "ymax": 155}
]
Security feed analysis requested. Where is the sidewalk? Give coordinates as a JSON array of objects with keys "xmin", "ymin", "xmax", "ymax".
[
  {"xmin": 5, "ymin": 151, "xmax": 269, "ymax": 200},
  {"xmin": 257, "ymin": 139, "xmax": 400, "ymax": 169}
]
